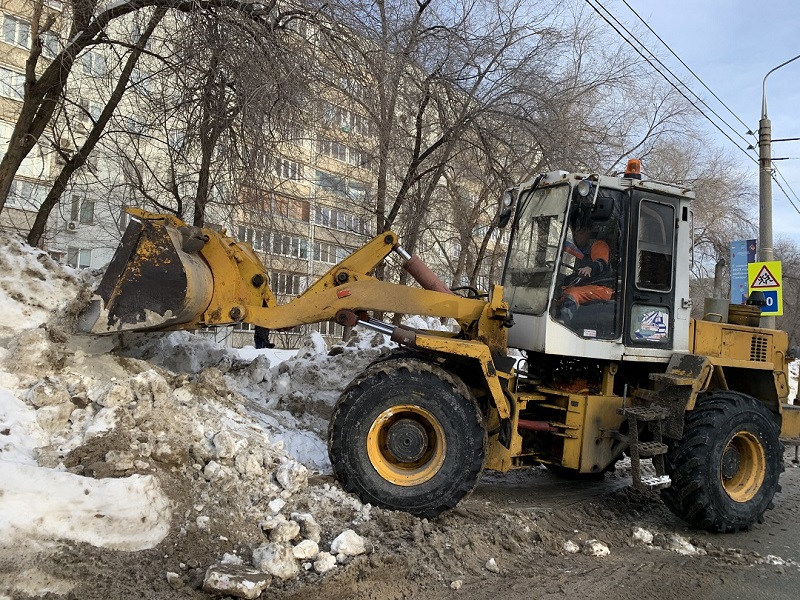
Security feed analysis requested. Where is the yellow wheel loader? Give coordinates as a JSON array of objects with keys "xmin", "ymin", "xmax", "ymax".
[{"xmin": 80, "ymin": 160, "xmax": 799, "ymax": 532}]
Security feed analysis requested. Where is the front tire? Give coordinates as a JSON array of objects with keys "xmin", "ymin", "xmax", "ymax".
[
  {"xmin": 661, "ymin": 391, "xmax": 783, "ymax": 532},
  {"xmin": 329, "ymin": 359, "xmax": 486, "ymax": 518}
]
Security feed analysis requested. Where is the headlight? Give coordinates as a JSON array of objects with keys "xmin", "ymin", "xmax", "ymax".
[
  {"xmin": 501, "ymin": 189, "xmax": 515, "ymax": 207},
  {"xmin": 575, "ymin": 179, "xmax": 592, "ymax": 198}
]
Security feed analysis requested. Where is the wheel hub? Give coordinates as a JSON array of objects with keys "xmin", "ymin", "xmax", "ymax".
[
  {"xmin": 721, "ymin": 430, "xmax": 767, "ymax": 503},
  {"xmin": 721, "ymin": 445, "xmax": 741, "ymax": 479},
  {"xmin": 386, "ymin": 418, "xmax": 428, "ymax": 462},
  {"xmin": 366, "ymin": 404, "xmax": 447, "ymax": 487}
]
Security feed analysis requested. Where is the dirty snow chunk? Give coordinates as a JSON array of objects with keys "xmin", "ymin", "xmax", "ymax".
[
  {"xmin": 295, "ymin": 331, "xmax": 328, "ymax": 358},
  {"xmin": 165, "ymin": 572, "xmax": 183, "ymax": 590},
  {"xmin": 213, "ymin": 430, "xmax": 239, "ymax": 459},
  {"xmin": 36, "ymin": 402, "xmax": 74, "ymax": 434},
  {"xmin": 83, "ymin": 406, "xmax": 122, "ymax": 439},
  {"xmin": 130, "ymin": 369, "xmax": 170, "ymax": 405},
  {"xmin": 270, "ymin": 519, "xmax": 300, "ymax": 543},
  {"xmin": 632, "ymin": 527, "xmax": 654, "ymax": 545},
  {"xmin": 203, "ymin": 564, "xmax": 271, "ymax": 599},
  {"xmin": 197, "ymin": 516, "xmax": 211, "ymax": 530},
  {"xmin": 268, "ymin": 498, "xmax": 286, "ymax": 514},
  {"xmin": 291, "ymin": 513, "xmax": 321, "ymax": 544},
  {"xmin": 26, "ymin": 377, "xmax": 71, "ymax": 407},
  {"xmin": 93, "ymin": 381, "xmax": 135, "ymax": 408},
  {"xmin": 485, "ymin": 557, "xmax": 500, "ymax": 573},
  {"xmin": 313, "ymin": 552, "xmax": 337, "ymax": 574},
  {"xmin": 260, "ymin": 514, "xmax": 288, "ymax": 532},
  {"xmin": 246, "ymin": 354, "xmax": 271, "ymax": 384},
  {"xmin": 761, "ymin": 555, "xmax": 786, "ymax": 565},
  {"xmin": 451, "ymin": 580, "xmax": 463, "ymax": 590},
  {"xmin": 666, "ymin": 534, "xmax": 705, "ymax": 556},
  {"xmin": 0, "ymin": 462, "xmax": 170, "ymax": 551},
  {"xmin": 273, "ymin": 372, "xmax": 292, "ymax": 395},
  {"xmin": 276, "ymin": 460, "xmax": 308, "ymax": 493},
  {"xmin": 235, "ymin": 451, "xmax": 263, "ymax": 477},
  {"xmin": 330, "ymin": 529, "xmax": 366, "ymax": 556},
  {"xmin": 203, "ymin": 460, "xmax": 227, "ymax": 482},
  {"xmin": 252, "ymin": 543, "xmax": 299, "ymax": 580},
  {"xmin": 293, "ymin": 540, "xmax": 319, "ymax": 560},
  {"xmin": 221, "ymin": 553, "xmax": 244, "ymax": 565},
  {"xmin": 583, "ymin": 540, "xmax": 610, "ymax": 557},
  {"xmin": 563, "ymin": 540, "xmax": 580, "ymax": 554},
  {"xmin": 105, "ymin": 450, "xmax": 135, "ymax": 471}
]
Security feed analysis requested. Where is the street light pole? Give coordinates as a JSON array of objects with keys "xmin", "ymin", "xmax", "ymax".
[{"xmin": 758, "ymin": 54, "xmax": 800, "ymax": 329}]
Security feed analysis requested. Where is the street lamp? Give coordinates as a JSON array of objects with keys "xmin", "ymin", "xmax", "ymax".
[{"xmin": 758, "ymin": 53, "xmax": 800, "ymax": 329}]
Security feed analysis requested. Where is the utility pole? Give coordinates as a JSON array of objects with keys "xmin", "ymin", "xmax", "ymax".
[{"xmin": 758, "ymin": 54, "xmax": 800, "ymax": 329}]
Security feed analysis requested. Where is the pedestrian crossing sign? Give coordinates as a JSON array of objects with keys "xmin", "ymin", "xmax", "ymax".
[{"xmin": 748, "ymin": 261, "xmax": 782, "ymax": 315}]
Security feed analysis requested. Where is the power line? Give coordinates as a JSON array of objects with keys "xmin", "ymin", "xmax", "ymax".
[
  {"xmin": 616, "ymin": 1, "xmax": 800, "ymax": 222},
  {"xmin": 620, "ymin": 0, "xmax": 753, "ymax": 137},
  {"xmin": 583, "ymin": 0, "xmax": 757, "ymax": 163},
  {"xmin": 772, "ymin": 163, "xmax": 800, "ymax": 216}
]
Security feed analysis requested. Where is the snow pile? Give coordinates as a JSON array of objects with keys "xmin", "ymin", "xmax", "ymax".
[{"xmin": 0, "ymin": 232, "xmax": 391, "ymax": 597}]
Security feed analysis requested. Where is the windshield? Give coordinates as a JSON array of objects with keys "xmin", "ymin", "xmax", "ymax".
[{"xmin": 502, "ymin": 184, "xmax": 570, "ymax": 315}]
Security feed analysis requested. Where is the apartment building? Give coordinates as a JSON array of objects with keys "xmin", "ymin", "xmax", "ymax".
[{"xmin": 0, "ymin": 5, "xmax": 500, "ymax": 348}]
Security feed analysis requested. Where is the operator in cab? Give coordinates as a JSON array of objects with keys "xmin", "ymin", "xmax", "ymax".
[{"xmin": 557, "ymin": 220, "xmax": 614, "ymax": 325}]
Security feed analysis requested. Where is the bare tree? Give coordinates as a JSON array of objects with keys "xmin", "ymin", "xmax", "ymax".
[
  {"xmin": 26, "ymin": 7, "xmax": 168, "ymax": 246},
  {"xmin": 0, "ymin": 0, "xmax": 318, "ymax": 219},
  {"xmin": 776, "ymin": 237, "xmax": 800, "ymax": 347}
]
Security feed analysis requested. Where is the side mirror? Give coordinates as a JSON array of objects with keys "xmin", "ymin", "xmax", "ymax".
[{"xmin": 497, "ymin": 189, "xmax": 516, "ymax": 229}]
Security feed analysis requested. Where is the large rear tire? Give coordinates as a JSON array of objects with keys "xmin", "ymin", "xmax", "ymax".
[
  {"xmin": 329, "ymin": 359, "xmax": 486, "ymax": 518},
  {"xmin": 661, "ymin": 391, "xmax": 783, "ymax": 532}
]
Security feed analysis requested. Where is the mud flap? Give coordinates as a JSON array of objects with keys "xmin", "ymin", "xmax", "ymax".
[{"xmin": 79, "ymin": 217, "xmax": 213, "ymax": 334}]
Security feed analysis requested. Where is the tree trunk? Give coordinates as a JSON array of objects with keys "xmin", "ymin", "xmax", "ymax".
[{"xmin": 27, "ymin": 8, "xmax": 166, "ymax": 246}]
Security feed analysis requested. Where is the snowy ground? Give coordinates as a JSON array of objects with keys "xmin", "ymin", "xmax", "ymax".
[
  {"xmin": 0, "ymin": 231, "xmax": 799, "ymax": 600},
  {"xmin": 0, "ymin": 232, "xmax": 399, "ymax": 597}
]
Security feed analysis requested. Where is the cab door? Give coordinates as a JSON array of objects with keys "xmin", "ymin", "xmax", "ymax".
[{"xmin": 624, "ymin": 192, "xmax": 679, "ymax": 349}]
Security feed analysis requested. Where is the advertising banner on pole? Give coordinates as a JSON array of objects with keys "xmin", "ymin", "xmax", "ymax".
[{"xmin": 730, "ymin": 239, "xmax": 757, "ymax": 304}]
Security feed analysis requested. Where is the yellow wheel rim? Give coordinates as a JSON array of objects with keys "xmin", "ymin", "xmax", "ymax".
[
  {"xmin": 366, "ymin": 404, "xmax": 446, "ymax": 487},
  {"xmin": 721, "ymin": 430, "xmax": 766, "ymax": 502}
]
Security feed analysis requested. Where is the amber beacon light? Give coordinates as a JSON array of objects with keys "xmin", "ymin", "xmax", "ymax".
[{"xmin": 624, "ymin": 158, "xmax": 642, "ymax": 179}]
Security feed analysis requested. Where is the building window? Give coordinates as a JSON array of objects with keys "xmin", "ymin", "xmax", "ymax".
[
  {"xmin": 270, "ymin": 232, "xmax": 308, "ymax": 259},
  {"xmin": 70, "ymin": 195, "xmax": 94, "ymax": 224},
  {"xmin": 237, "ymin": 225, "xmax": 270, "ymax": 251},
  {"xmin": 79, "ymin": 98, "xmax": 103, "ymax": 123},
  {"xmin": 248, "ymin": 147, "xmax": 270, "ymax": 171},
  {"xmin": 313, "ymin": 241, "xmax": 354, "ymax": 264},
  {"xmin": 314, "ymin": 205, "xmax": 371, "ymax": 236},
  {"xmin": 40, "ymin": 31, "xmax": 59, "ymax": 59},
  {"xmin": 274, "ymin": 195, "xmax": 309, "ymax": 221},
  {"xmin": 275, "ymin": 158, "xmax": 302, "ymax": 181},
  {"xmin": 67, "ymin": 247, "xmax": 92, "ymax": 269},
  {"xmin": 8, "ymin": 179, "xmax": 47, "ymax": 208},
  {"xmin": 2, "ymin": 15, "xmax": 31, "ymax": 48},
  {"xmin": 0, "ymin": 66, "xmax": 24, "ymax": 100},
  {"xmin": 270, "ymin": 271, "xmax": 305, "ymax": 296},
  {"xmin": 315, "ymin": 170, "xmax": 346, "ymax": 196},
  {"xmin": 318, "ymin": 138, "xmax": 347, "ymax": 162},
  {"xmin": 316, "ymin": 321, "xmax": 343, "ymax": 337},
  {"xmin": 79, "ymin": 51, "xmax": 106, "ymax": 77}
]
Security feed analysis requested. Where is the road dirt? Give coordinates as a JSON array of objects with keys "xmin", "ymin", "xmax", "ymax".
[{"xmin": 7, "ymin": 452, "xmax": 798, "ymax": 600}]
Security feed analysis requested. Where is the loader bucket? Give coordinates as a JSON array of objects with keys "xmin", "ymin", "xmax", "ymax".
[{"xmin": 78, "ymin": 216, "xmax": 213, "ymax": 334}]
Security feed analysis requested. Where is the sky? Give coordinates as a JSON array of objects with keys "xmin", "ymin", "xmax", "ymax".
[{"xmin": 610, "ymin": 0, "xmax": 800, "ymax": 246}]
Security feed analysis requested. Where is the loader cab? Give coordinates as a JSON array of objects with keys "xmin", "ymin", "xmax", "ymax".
[{"xmin": 501, "ymin": 164, "xmax": 693, "ymax": 361}]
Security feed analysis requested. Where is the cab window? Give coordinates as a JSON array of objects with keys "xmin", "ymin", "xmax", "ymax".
[{"xmin": 636, "ymin": 200, "xmax": 674, "ymax": 292}]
